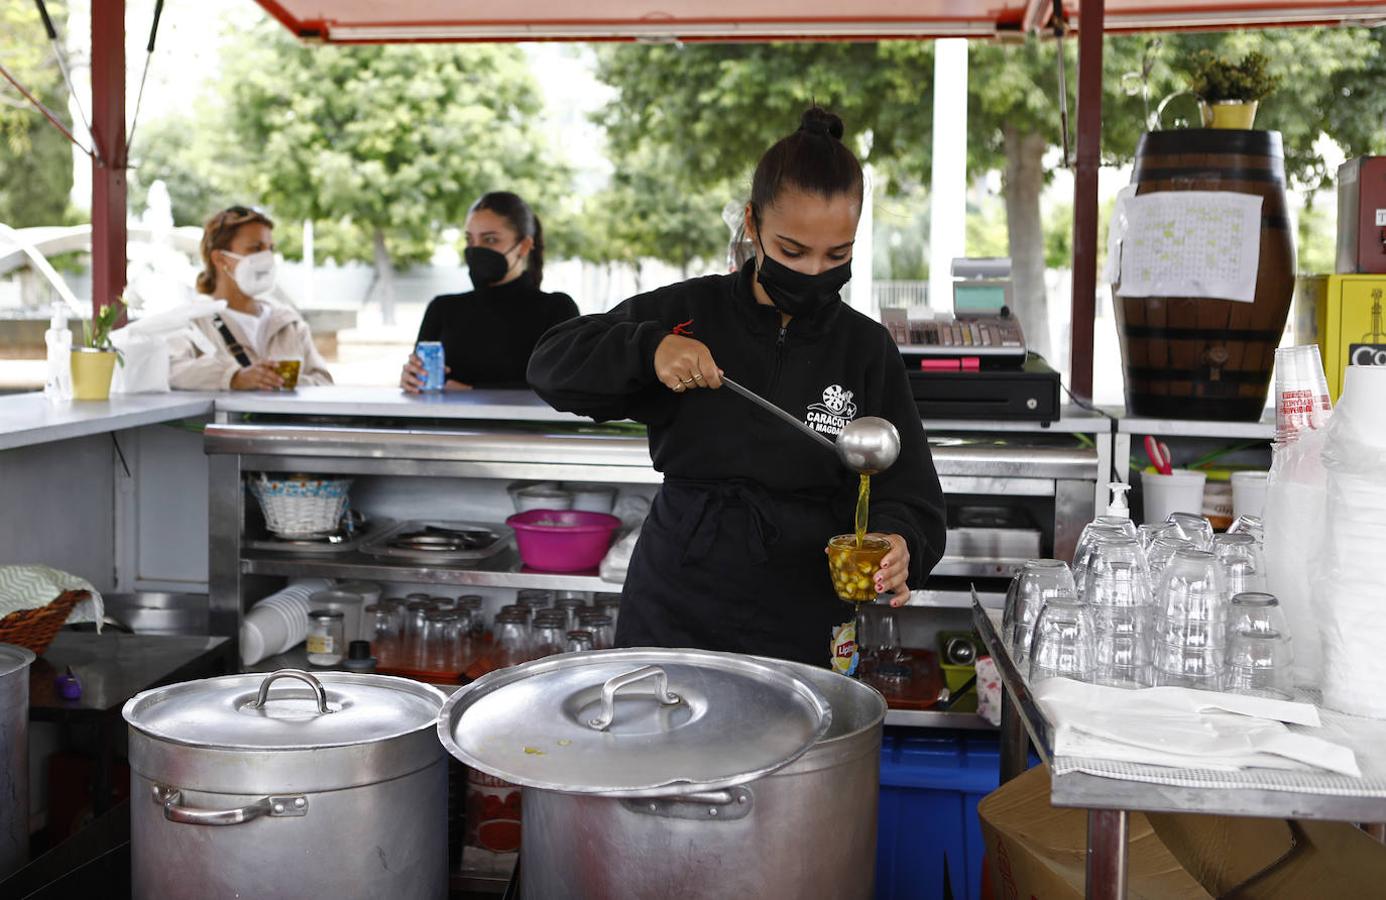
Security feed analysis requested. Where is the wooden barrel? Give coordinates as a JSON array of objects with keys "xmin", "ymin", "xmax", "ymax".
[{"xmin": 1115, "ymin": 129, "xmax": 1296, "ymax": 421}]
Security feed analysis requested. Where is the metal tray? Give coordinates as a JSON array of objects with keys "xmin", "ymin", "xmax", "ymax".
[
  {"xmin": 243, "ymin": 516, "xmax": 384, "ymax": 555},
  {"xmin": 360, "ymin": 520, "xmax": 512, "ymax": 566}
]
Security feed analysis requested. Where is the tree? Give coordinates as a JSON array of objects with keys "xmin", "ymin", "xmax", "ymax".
[
  {"xmin": 217, "ymin": 23, "xmax": 567, "ymax": 323},
  {"xmin": 0, "ymin": 1, "xmax": 75, "ymax": 228},
  {"xmin": 592, "ymin": 31, "xmax": 1386, "ymax": 359}
]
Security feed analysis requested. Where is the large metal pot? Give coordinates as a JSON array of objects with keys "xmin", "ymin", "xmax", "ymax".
[
  {"xmin": 0, "ymin": 643, "xmax": 35, "ymax": 881},
  {"xmin": 123, "ymin": 669, "xmax": 448, "ymax": 899},
  {"xmin": 438, "ymin": 649, "xmax": 887, "ymax": 900}
]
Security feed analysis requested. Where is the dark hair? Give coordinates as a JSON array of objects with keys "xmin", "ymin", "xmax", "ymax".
[
  {"xmin": 197, "ymin": 205, "xmax": 274, "ymax": 294},
  {"xmin": 750, "ymin": 106, "xmax": 864, "ymax": 216},
  {"xmin": 469, "ymin": 191, "xmax": 545, "ymax": 288}
]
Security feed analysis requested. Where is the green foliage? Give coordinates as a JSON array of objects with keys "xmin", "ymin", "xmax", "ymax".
[
  {"xmin": 128, "ymin": 112, "xmax": 242, "ymax": 227},
  {"xmin": 198, "ymin": 23, "xmax": 568, "ymax": 268},
  {"xmin": 1184, "ymin": 50, "xmax": 1281, "ymax": 103},
  {"xmin": 0, "ymin": 1, "xmax": 74, "ymax": 227},
  {"xmin": 1296, "ymin": 196, "xmax": 1336, "ymax": 275},
  {"xmin": 85, "ymin": 296, "xmax": 126, "ymax": 353}
]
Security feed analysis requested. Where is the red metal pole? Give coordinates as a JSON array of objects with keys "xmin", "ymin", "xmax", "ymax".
[
  {"xmin": 1068, "ymin": 0, "xmax": 1104, "ymax": 401},
  {"xmin": 90, "ymin": 0, "xmax": 127, "ymax": 319}
]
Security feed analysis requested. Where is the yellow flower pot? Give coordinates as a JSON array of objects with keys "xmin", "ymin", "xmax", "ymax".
[
  {"xmin": 1201, "ymin": 100, "xmax": 1258, "ymax": 129},
  {"xmin": 70, "ymin": 348, "xmax": 117, "ymax": 401}
]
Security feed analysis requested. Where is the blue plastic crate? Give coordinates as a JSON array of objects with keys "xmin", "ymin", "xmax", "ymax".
[{"xmin": 874, "ymin": 729, "xmax": 1002, "ymax": 900}]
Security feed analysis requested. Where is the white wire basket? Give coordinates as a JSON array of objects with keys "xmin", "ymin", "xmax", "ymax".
[{"xmin": 248, "ymin": 474, "xmax": 353, "ymax": 538}]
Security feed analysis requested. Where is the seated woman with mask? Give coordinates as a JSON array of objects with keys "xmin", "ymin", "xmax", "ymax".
[
  {"xmin": 400, "ymin": 192, "xmax": 578, "ymax": 391},
  {"xmin": 167, "ymin": 205, "xmax": 333, "ymax": 390}
]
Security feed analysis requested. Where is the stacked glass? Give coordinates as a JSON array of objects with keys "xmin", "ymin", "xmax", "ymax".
[
  {"xmin": 1153, "ymin": 548, "xmax": 1227, "ymax": 688},
  {"xmin": 1002, "ymin": 559, "xmax": 1078, "ymax": 668},
  {"xmin": 1084, "ymin": 537, "xmax": 1156, "ymax": 688}
]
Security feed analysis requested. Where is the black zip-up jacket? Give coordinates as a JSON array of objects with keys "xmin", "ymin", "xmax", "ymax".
[{"xmin": 527, "ymin": 265, "xmax": 946, "ymax": 588}]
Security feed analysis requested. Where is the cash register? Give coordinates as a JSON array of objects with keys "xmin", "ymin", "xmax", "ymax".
[{"xmin": 882, "ymin": 258, "xmax": 1061, "ymax": 423}]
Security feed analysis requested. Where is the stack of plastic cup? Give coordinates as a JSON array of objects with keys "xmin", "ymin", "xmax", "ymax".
[{"xmin": 1273, "ymin": 345, "xmax": 1333, "ymax": 444}]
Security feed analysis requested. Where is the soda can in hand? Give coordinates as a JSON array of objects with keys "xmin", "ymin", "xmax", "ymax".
[{"xmin": 416, "ymin": 341, "xmax": 445, "ymax": 392}]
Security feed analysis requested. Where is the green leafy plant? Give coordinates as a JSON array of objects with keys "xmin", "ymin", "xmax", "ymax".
[
  {"xmin": 1185, "ymin": 50, "xmax": 1281, "ymax": 103},
  {"xmin": 84, "ymin": 296, "xmax": 126, "ymax": 362}
]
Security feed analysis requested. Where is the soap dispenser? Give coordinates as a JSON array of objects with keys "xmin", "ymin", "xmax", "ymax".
[{"xmin": 44, "ymin": 302, "xmax": 73, "ymax": 404}]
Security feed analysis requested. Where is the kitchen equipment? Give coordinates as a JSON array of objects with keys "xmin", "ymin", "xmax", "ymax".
[
  {"xmin": 306, "ymin": 609, "xmax": 345, "ymax": 666},
  {"xmin": 437, "ymin": 648, "xmax": 884, "ymax": 900},
  {"xmin": 310, "ymin": 589, "xmax": 365, "ymax": 647},
  {"xmin": 123, "ymin": 669, "xmax": 448, "ymax": 899},
  {"xmin": 506, "ymin": 510, "xmax": 622, "ymax": 573},
  {"xmin": 0, "ymin": 643, "xmax": 34, "ymax": 880},
  {"xmin": 904, "ymin": 355, "xmax": 1062, "ymax": 423},
  {"xmin": 721, "ymin": 376, "xmax": 902, "ymax": 474},
  {"xmin": 512, "ymin": 484, "xmax": 575, "ymax": 513},
  {"xmin": 361, "ymin": 520, "xmax": 511, "ymax": 566},
  {"xmin": 568, "ymin": 484, "xmax": 617, "ymax": 514}
]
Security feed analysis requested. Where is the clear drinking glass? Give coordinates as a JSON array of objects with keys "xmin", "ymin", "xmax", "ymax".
[
  {"xmin": 596, "ymin": 595, "xmax": 621, "ymax": 631},
  {"xmin": 1146, "ymin": 536, "xmax": 1195, "ymax": 582},
  {"xmin": 421, "ymin": 610, "xmax": 454, "ymax": 669},
  {"xmin": 584, "ymin": 614, "xmax": 615, "ymax": 650},
  {"xmin": 1165, "ymin": 513, "xmax": 1214, "ymax": 551},
  {"xmin": 555, "ymin": 598, "xmax": 587, "ymax": 633},
  {"xmin": 517, "ymin": 589, "xmax": 554, "ymax": 610},
  {"xmin": 1153, "ymin": 642, "xmax": 1224, "ymax": 689},
  {"xmin": 364, "ymin": 602, "xmax": 398, "ymax": 647},
  {"xmin": 1084, "ymin": 538, "xmax": 1152, "ymax": 609},
  {"xmin": 1224, "ymin": 629, "xmax": 1292, "ymax": 699},
  {"xmin": 1227, "ymin": 514, "xmax": 1265, "ymax": 547},
  {"xmin": 1003, "ymin": 559, "xmax": 1078, "ymax": 665},
  {"xmin": 1213, "ymin": 532, "xmax": 1267, "ymax": 598},
  {"xmin": 875, "ymin": 610, "xmax": 902, "ymax": 664},
  {"xmin": 1028, "ymin": 599, "xmax": 1097, "ymax": 682},
  {"xmin": 531, "ymin": 621, "xmax": 567, "ymax": 658},
  {"xmin": 457, "ymin": 595, "xmax": 486, "ymax": 637},
  {"xmin": 1092, "ymin": 614, "xmax": 1155, "ymax": 688},
  {"xmin": 1137, "ymin": 522, "xmax": 1184, "ymax": 552},
  {"xmin": 493, "ymin": 612, "xmax": 531, "ymax": 668},
  {"xmin": 1072, "ymin": 523, "xmax": 1132, "ymax": 600},
  {"xmin": 565, "ymin": 630, "xmax": 595, "ymax": 653}
]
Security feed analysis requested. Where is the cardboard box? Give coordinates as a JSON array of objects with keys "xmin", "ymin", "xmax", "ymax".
[{"xmin": 979, "ymin": 765, "xmax": 1386, "ymax": 899}]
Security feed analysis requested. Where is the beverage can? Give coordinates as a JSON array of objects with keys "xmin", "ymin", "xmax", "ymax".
[{"xmin": 416, "ymin": 341, "xmax": 446, "ymax": 392}]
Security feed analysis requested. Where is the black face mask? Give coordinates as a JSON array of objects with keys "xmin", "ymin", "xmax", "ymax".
[
  {"xmin": 465, "ymin": 244, "xmax": 519, "ymax": 288},
  {"xmin": 753, "ymin": 226, "xmax": 852, "ymax": 319}
]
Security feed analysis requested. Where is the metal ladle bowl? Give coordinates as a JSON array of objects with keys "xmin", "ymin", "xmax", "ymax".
[{"xmin": 835, "ymin": 416, "xmax": 902, "ymax": 475}]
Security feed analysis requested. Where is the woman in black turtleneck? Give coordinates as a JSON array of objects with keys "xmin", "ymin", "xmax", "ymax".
[{"xmin": 400, "ymin": 192, "xmax": 578, "ymax": 391}]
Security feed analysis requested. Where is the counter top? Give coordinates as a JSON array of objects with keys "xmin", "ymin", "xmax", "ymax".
[
  {"xmin": 0, "ymin": 391, "xmax": 216, "ymax": 451},
  {"xmin": 216, "ymin": 385, "xmax": 591, "ymax": 423}
]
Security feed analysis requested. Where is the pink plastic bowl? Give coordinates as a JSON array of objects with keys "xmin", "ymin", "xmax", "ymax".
[{"xmin": 506, "ymin": 509, "xmax": 622, "ymax": 573}]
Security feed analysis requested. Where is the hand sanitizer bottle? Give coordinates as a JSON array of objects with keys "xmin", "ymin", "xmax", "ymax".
[{"xmin": 44, "ymin": 302, "xmax": 73, "ymax": 404}]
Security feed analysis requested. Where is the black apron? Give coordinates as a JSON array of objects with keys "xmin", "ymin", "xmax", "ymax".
[{"xmin": 615, "ymin": 478, "xmax": 852, "ymax": 667}]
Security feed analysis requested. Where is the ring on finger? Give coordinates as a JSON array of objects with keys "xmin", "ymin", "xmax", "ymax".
[{"xmin": 692, "ymin": 372, "xmax": 706, "ymax": 382}]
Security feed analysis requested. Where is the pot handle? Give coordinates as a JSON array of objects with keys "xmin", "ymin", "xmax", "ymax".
[
  {"xmin": 153, "ymin": 785, "xmax": 309, "ymax": 826},
  {"xmin": 247, "ymin": 668, "xmax": 330, "ymax": 715},
  {"xmin": 587, "ymin": 665, "xmax": 681, "ymax": 731}
]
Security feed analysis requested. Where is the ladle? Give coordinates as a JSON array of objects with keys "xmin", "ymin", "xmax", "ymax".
[{"xmin": 721, "ymin": 376, "xmax": 901, "ymax": 474}]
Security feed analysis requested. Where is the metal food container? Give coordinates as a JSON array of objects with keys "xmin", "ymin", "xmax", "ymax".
[
  {"xmin": 123, "ymin": 669, "xmax": 448, "ymax": 899},
  {"xmin": 438, "ymin": 648, "xmax": 886, "ymax": 900}
]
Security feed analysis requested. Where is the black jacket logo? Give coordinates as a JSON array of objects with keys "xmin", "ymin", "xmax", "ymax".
[{"xmin": 806, "ymin": 384, "xmax": 857, "ymax": 436}]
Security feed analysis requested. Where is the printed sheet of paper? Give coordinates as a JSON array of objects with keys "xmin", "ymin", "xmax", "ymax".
[{"xmin": 1116, "ymin": 190, "xmax": 1263, "ymax": 303}]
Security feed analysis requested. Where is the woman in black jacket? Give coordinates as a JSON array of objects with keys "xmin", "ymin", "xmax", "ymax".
[
  {"xmin": 528, "ymin": 107, "xmax": 946, "ymax": 668},
  {"xmin": 401, "ymin": 192, "xmax": 578, "ymax": 391}
]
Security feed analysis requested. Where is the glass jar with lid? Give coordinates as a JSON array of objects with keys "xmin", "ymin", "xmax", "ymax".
[{"xmin": 307, "ymin": 609, "xmax": 345, "ymax": 666}]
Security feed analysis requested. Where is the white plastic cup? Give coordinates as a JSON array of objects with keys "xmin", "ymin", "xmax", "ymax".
[
  {"xmin": 1231, "ymin": 471, "xmax": 1270, "ymax": 520},
  {"xmin": 1274, "ymin": 345, "xmax": 1333, "ymax": 443},
  {"xmin": 1337, "ymin": 365, "xmax": 1386, "ymax": 445},
  {"xmin": 241, "ymin": 604, "xmax": 289, "ymax": 666},
  {"xmin": 1141, "ymin": 469, "xmax": 1208, "ymax": 525}
]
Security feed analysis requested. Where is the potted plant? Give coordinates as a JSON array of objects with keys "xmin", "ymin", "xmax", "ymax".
[
  {"xmin": 1185, "ymin": 50, "xmax": 1280, "ymax": 130},
  {"xmin": 71, "ymin": 297, "xmax": 125, "ymax": 401}
]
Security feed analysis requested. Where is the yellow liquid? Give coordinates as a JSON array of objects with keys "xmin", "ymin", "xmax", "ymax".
[{"xmin": 854, "ymin": 473, "xmax": 870, "ymax": 547}]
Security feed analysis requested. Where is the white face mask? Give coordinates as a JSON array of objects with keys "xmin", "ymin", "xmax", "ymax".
[{"xmin": 222, "ymin": 250, "xmax": 276, "ymax": 297}]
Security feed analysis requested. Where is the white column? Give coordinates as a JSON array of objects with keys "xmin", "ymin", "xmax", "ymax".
[{"xmin": 928, "ymin": 38, "xmax": 969, "ymax": 311}]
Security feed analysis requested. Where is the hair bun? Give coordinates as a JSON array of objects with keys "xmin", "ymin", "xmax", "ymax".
[{"xmin": 798, "ymin": 106, "xmax": 845, "ymax": 140}]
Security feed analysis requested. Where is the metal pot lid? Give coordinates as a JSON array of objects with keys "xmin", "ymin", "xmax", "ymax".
[
  {"xmin": 0, "ymin": 643, "xmax": 35, "ymax": 678},
  {"xmin": 123, "ymin": 669, "xmax": 446, "ymax": 751},
  {"xmin": 437, "ymin": 648, "xmax": 833, "ymax": 797}
]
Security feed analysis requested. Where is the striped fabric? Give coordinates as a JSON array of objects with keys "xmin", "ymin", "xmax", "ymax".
[{"xmin": 0, "ymin": 565, "xmax": 104, "ymax": 629}]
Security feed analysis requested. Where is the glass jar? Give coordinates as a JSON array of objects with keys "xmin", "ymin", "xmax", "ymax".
[
  {"xmin": 306, "ymin": 609, "xmax": 345, "ymax": 666},
  {"xmin": 516, "ymin": 589, "xmax": 554, "ymax": 610},
  {"xmin": 457, "ymin": 595, "xmax": 486, "ymax": 638},
  {"xmin": 531, "ymin": 621, "xmax": 567, "ymax": 658},
  {"xmin": 565, "ymin": 630, "xmax": 595, "ymax": 654},
  {"xmin": 493, "ymin": 611, "xmax": 531, "ymax": 668},
  {"xmin": 583, "ymin": 614, "xmax": 615, "ymax": 651},
  {"xmin": 421, "ymin": 610, "xmax": 456, "ymax": 669},
  {"xmin": 555, "ymin": 598, "xmax": 586, "ymax": 633}
]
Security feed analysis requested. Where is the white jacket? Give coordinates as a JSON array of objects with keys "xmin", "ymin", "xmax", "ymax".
[{"xmin": 165, "ymin": 300, "xmax": 333, "ymax": 390}]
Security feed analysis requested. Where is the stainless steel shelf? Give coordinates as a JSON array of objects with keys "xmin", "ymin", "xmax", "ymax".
[
  {"xmin": 884, "ymin": 708, "xmax": 996, "ymax": 730},
  {"xmin": 241, "ymin": 545, "xmax": 622, "ymax": 593},
  {"xmin": 1117, "ymin": 413, "xmax": 1275, "ymax": 440}
]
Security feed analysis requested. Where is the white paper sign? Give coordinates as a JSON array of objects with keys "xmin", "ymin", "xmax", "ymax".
[{"xmin": 1116, "ymin": 190, "xmax": 1263, "ymax": 303}]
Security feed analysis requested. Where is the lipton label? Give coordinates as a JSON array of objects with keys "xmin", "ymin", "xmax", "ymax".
[{"xmin": 830, "ymin": 619, "xmax": 858, "ymax": 676}]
